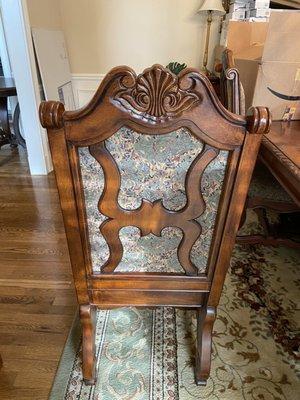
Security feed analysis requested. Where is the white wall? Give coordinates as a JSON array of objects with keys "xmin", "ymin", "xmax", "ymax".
[
  {"xmin": 25, "ymin": 1, "xmax": 223, "ymax": 121},
  {"xmin": 1, "ymin": 0, "xmax": 51, "ymax": 175},
  {"xmin": 59, "ymin": 0, "xmax": 221, "ymax": 74},
  {"xmin": 26, "ymin": 0, "xmax": 63, "ymax": 30},
  {"xmin": 58, "ymin": 0, "xmax": 222, "ymax": 108}
]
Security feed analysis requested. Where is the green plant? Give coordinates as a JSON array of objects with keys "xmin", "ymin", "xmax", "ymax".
[{"xmin": 166, "ymin": 62, "xmax": 187, "ymax": 75}]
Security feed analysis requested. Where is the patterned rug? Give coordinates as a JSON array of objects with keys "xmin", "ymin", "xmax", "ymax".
[{"xmin": 50, "ymin": 212, "xmax": 300, "ymax": 399}]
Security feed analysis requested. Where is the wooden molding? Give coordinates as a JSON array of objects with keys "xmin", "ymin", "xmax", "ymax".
[
  {"xmin": 271, "ymin": 0, "xmax": 300, "ymax": 8},
  {"xmin": 71, "ymin": 74, "xmax": 105, "ymax": 108},
  {"xmin": 246, "ymin": 106, "xmax": 271, "ymax": 135},
  {"xmin": 39, "ymin": 100, "xmax": 65, "ymax": 129}
]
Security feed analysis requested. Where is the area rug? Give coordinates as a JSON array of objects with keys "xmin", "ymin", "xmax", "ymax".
[{"xmin": 50, "ymin": 212, "xmax": 300, "ymax": 399}]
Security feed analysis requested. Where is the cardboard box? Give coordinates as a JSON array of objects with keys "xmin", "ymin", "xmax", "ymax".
[
  {"xmin": 230, "ymin": 0, "xmax": 249, "ymax": 3},
  {"xmin": 250, "ymin": 8, "xmax": 270, "ymax": 18},
  {"xmin": 229, "ymin": 3, "xmax": 249, "ymax": 12},
  {"xmin": 247, "ymin": 16, "xmax": 269, "ymax": 22},
  {"xmin": 226, "ymin": 11, "xmax": 300, "ymax": 120},
  {"xmin": 225, "ymin": 20, "xmax": 268, "ymax": 53},
  {"xmin": 229, "ymin": 0, "xmax": 250, "ymax": 4},
  {"xmin": 249, "ymin": 0, "xmax": 270, "ymax": 8},
  {"xmin": 228, "ymin": 10, "xmax": 246, "ymax": 20}
]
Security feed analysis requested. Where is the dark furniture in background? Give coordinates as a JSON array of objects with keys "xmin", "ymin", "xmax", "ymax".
[
  {"xmin": 40, "ymin": 64, "xmax": 270, "ymax": 385},
  {"xmin": 218, "ymin": 49, "xmax": 242, "ymax": 115},
  {"xmin": 260, "ymin": 121, "xmax": 300, "ymax": 207},
  {"xmin": 0, "ymin": 77, "xmax": 25, "ymax": 149},
  {"xmin": 217, "ymin": 49, "xmax": 300, "ymax": 247},
  {"xmin": 0, "ymin": 77, "xmax": 17, "ymax": 148}
]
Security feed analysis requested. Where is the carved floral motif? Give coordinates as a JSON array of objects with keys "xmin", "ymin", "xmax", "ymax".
[{"xmin": 113, "ymin": 65, "xmax": 201, "ymax": 121}]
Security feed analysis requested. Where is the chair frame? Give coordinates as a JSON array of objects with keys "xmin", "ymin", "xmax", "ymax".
[
  {"xmin": 40, "ymin": 64, "xmax": 270, "ymax": 385},
  {"xmin": 218, "ymin": 48, "xmax": 242, "ymax": 115},
  {"xmin": 218, "ymin": 49, "xmax": 299, "ymax": 248}
]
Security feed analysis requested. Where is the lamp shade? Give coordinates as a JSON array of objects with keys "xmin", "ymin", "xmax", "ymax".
[{"xmin": 198, "ymin": 0, "xmax": 226, "ymax": 14}]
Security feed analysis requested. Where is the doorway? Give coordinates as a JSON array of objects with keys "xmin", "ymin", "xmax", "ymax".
[{"xmin": 0, "ymin": 0, "xmax": 52, "ymax": 175}]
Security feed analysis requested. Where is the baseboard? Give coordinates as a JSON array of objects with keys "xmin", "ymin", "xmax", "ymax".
[{"xmin": 71, "ymin": 73, "xmax": 105, "ymax": 108}]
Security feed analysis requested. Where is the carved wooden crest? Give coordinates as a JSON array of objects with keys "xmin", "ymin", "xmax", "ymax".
[{"xmin": 113, "ymin": 64, "xmax": 201, "ymax": 122}]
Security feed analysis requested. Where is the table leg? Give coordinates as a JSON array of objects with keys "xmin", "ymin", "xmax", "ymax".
[{"xmin": 0, "ymin": 96, "xmax": 17, "ymax": 148}]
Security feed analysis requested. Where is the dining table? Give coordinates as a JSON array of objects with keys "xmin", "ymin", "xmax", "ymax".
[{"xmin": 259, "ymin": 120, "xmax": 300, "ymax": 208}]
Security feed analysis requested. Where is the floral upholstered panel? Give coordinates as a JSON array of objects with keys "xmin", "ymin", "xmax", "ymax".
[{"xmin": 79, "ymin": 127, "xmax": 228, "ymax": 274}]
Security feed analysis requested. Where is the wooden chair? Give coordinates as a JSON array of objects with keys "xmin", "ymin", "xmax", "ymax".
[
  {"xmin": 218, "ymin": 50, "xmax": 299, "ymax": 247},
  {"xmin": 39, "ymin": 64, "xmax": 270, "ymax": 385},
  {"xmin": 218, "ymin": 48, "xmax": 244, "ymax": 115}
]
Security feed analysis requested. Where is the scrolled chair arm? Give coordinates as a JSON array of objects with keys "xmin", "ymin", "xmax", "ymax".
[
  {"xmin": 225, "ymin": 67, "xmax": 239, "ymax": 82},
  {"xmin": 39, "ymin": 100, "xmax": 65, "ymax": 129},
  {"xmin": 246, "ymin": 106, "xmax": 272, "ymax": 135}
]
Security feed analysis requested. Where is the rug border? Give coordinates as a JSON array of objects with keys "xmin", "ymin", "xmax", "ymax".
[{"xmin": 49, "ymin": 309, "xmax": 81, "ymax": 400}]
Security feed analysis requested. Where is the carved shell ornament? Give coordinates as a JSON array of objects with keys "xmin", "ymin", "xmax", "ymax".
[{"xmin": 113, "ymin": 65, "xmax": 201, "ymax": 122}]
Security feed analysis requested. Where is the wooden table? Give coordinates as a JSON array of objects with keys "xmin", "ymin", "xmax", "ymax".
[
  {"xmin": 0, "ymin": 77, "xmax": 17, "ymax": 148},
  {"xmin": 259, "ymin": 120, "xmax": 300, "ymax": 207}
]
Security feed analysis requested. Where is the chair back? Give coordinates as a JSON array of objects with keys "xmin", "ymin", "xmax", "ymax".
[
  {"xmin": 40, "ymin": 64, "xmax": 270, "ymax": 308},
  {"xmin": 219, "ymin": 49, "xmax": 245, "ymax": 115}
]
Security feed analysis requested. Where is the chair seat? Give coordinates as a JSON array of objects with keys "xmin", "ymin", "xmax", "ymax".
[{"xmin": 249, "ymin": 163, "xmax": 294, "ymax": 203}]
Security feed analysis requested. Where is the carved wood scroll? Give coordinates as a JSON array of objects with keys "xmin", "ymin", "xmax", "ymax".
[
  {"xmin": 112, "ymin": 64, "xmax": 201, "ymax": 122},
  {"xmin": 89, "ymin": 141, "xmax": 219, "ymax": 275}
]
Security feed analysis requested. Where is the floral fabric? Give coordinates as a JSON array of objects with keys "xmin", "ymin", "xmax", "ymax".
[{"xmin": 79, "ymin": 127, "xmax": 228, "ymax": 273}]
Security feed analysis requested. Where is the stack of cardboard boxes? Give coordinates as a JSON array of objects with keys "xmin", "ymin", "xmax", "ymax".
[
  {"xmin": 221, "ymin": 0, "xmax": 270, "ymax": 46},
  {"xmin": 227, "ymin": 0, "xmax": 270, "ymax": 22},
  {"xmin": 228, "ymin": 0, "xmax": 249, "ymax": 21},
  {"xmin": 217, "ymin": 10, "xmax": 300, "ymax": 121},
  {"xmin": 247, "ymin": 0, "xmax": 270, "ymax": 21}
]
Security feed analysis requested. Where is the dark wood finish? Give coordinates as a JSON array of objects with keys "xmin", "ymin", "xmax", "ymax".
[
  {"xmin": 91, "ymin": 274, "xmax": 210, "ymax": 290},
  {"xmin": 260, "ymin": 121, "xmax": 300, "ymax": 207},
  {"xmin": 0, "ymin": 77, "xmax": 17, "ymax": 97},
  {"xmin": 218, "ymin": 49, "xmax": 242, "ymax": 115},
  {"xmin": 92, "ymin": 290, "xmax": 205, "ymax": 308},
  {"xmin": 195, "ymin": 306, "xmax": 216, "ymax": 385},
  {"xmin": 0, "ymin": 77, "xmax": 17, "ymax": 149},
  {"xmin": 45, "ymin": 124, "xmax": 89, "ymax": 304},
  {"xmin": 0, "ymin": 147, "xmax": 77, "ymax": 399},
  {"xmin": 40, "ymin": 64, "xmax": 270, "ymax": 385},
  {"xmin": 80, "ymin": 304, "xmax": 96, "ymax": 385},
  {"xmin": 218, "ymin": 49, "xmax": 300, "ymax": 247},
  {"xmin": 237, "ymin": 122, "xmax": 300, "ymax": 248},
  {"xmin": 242, "ymin": 121, "xmax": 300, "ymax": 248},
  {"xmin": 271, "ymin": 0, "xmax": 300, "ymax": 9}
]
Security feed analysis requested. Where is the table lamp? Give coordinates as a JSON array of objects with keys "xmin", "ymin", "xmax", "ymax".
[{"xmin": 198, "ymin": 0, "xmax": 226, "ymax": 75}]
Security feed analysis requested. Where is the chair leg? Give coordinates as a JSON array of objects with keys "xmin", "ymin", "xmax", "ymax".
[
  {"xmin": 80, "ymin": 304, "xmax": 97, "ymax": 385},
  {"xmin": 238, "ymin": 197, "xmax": 248, "ymax": 230},
  {"xmin": 195, "ymin": 306, "xmax": 216, "ymax": 386}
]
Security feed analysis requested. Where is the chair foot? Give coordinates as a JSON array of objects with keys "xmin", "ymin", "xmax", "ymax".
[
  {"xmin": 80, "ymin": 304, "xmax": 97, "ymax": 385},
  {"xmin": 83, "ymin": 378, "xmax": 97, "ymax": 386},
  {"xmin": 194, "ymin": 306, "xmax": 216, "ymax": 385},
  {"xmin": 195, "ymin": 378, "xmax": 207, "ymax": 386}
]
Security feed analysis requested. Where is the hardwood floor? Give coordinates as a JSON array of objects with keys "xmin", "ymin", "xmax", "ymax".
[{"xmin": 0, "ymin": 146, "xmax": 77, "ymax": 399}]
